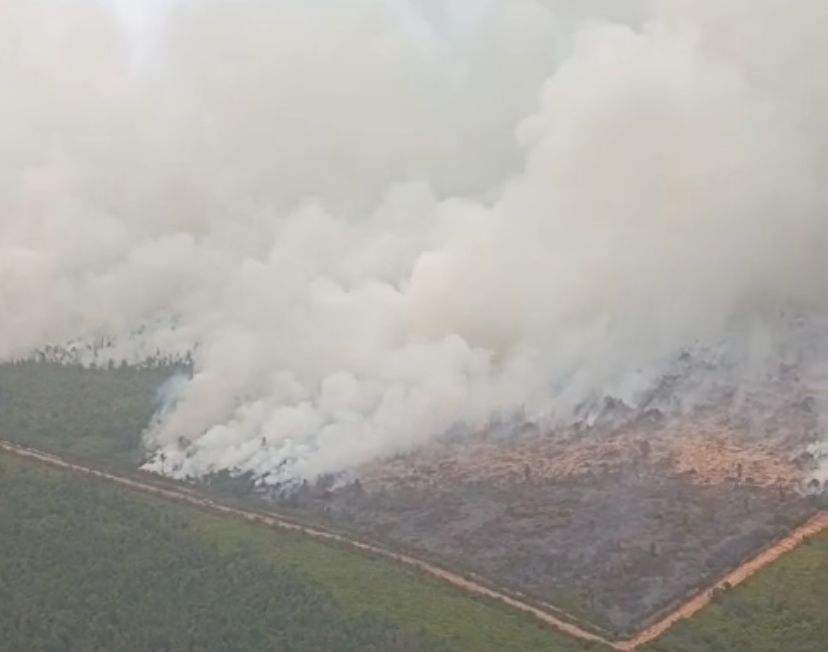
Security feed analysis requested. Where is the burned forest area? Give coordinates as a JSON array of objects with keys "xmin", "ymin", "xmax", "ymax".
[{"xmin": 275, "ymin": 420, "xmax": 823, "ymax": 636}]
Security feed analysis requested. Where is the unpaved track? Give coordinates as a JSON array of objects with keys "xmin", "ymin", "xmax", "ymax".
[
  {"xmin": 3, "ymin": 439, "xmax": 826, "ymax": 651},
  {"xmin": 0, "ymin": 440, "xmax": 615, "ymax": 649}
]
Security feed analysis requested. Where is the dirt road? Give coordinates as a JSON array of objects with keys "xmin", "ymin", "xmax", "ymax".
[
  {"xmin": 0, "ymin": 440, "xmax": 615, "ymax": 649},
  {"xmin": 2, "ymin": 439, "xmax": 825, "ymax": 651}
]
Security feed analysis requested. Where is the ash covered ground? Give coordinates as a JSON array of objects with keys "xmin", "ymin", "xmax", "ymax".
[{"xmin": 264, "ymin": 383, "xmax": 827, "ymax": 636}]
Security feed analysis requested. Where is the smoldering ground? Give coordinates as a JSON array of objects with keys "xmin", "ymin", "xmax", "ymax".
[{"xmin": 2, "ymin": 0, "xmax": 828, "ymax": 482}]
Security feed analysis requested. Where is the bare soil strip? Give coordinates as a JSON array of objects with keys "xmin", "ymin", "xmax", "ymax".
[
  {"xmin": 0, "ymin": 441, "xmax": 615, "ymax": 649},
  {"xmin": 3, "ymin": 439, "xmax": 826, "ymax": 651}
]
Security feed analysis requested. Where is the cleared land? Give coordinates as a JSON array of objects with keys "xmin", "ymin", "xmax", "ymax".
[
  {"xmin": 286, "ymin": 366, "xmax": 827, "ymax": 634},
  {"xmin": 294, "ymin": 419, "xmax": 821, "ymax": 635}
]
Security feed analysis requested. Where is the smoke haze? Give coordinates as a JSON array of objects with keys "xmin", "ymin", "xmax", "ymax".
[{"xmin": 2, "ymin": 0, "xmax": 827, "ymax": 481}]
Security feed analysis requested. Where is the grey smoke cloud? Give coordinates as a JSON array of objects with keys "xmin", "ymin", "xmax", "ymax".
[{"xmin": 2, "ymin": 0, "xmax": 827, "ymax": 481}]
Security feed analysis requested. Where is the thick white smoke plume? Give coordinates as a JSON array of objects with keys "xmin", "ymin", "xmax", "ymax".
[{"xmin": 2, "ymin": 0, "xmax": 827, "ymax": 482}]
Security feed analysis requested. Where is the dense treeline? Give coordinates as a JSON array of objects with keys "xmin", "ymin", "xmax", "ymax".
[
  {"xmin": 0, "ymin": 457, "xmax": 451, "ymax": 652},
  {"xmin": 0, "ymin": 362, "xmax": 175, "ymax": 464}
]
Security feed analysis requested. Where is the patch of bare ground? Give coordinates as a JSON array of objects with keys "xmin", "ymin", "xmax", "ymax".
[
  {"xmin": 617, "ymin": 511, "xmax": 828, "ymax": 650},
  {"xmin": 286, "ymin": 411, "xmax": 825, "ymax": 636}
]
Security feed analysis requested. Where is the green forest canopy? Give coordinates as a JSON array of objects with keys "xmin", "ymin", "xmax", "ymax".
[
  {"xmin": 0, "ymin": 452, "xmax": 599, "ymax": 652},
  {"xmin": 0, "ymin": 361, "xmax": 175, "ymax": 464}
]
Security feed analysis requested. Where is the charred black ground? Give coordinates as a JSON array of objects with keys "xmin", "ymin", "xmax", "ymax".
[{"xmin": 272, "ymin": 415, "xmax": 824, "ymax": 636}]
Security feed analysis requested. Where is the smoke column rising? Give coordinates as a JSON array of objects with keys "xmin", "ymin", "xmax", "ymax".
[{"xmin": 2, "ymin": 0, "xmax": 827, "ymax": 481}]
